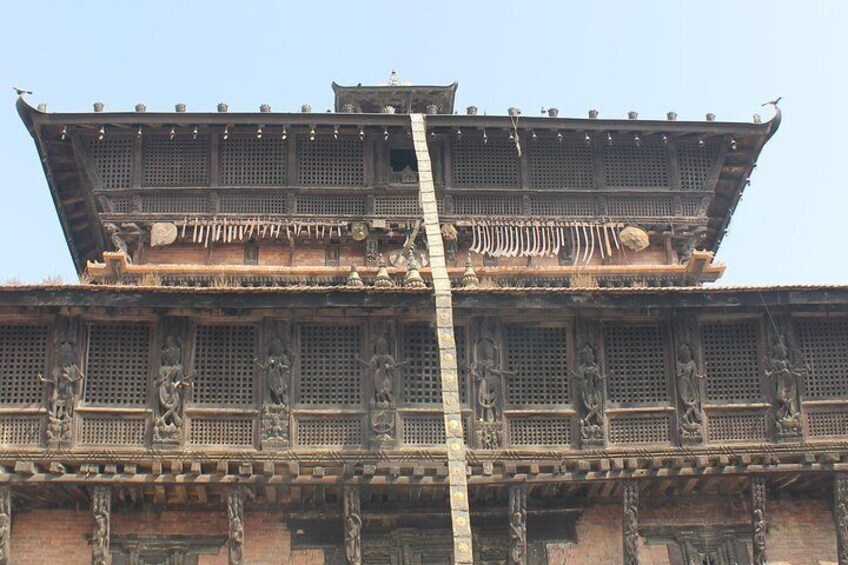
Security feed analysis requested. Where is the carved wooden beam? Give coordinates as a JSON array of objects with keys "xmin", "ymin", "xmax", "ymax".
[
  {"xmin": 623, "ymin": 480, "xmax": 639, "ymax": 565},
  {"xmin": 343, "ymin": 485, "xmax": 362, "ymax": 565},
  {"xmin": 0, "ymin": 485, "xmax": 9, "ymax": 565},
  {"xmin": 227, "ymin": 486, "xmax": 245, "ymax": 565},
  {"xmin": 91, "ymin": 485, "xmax": 111, "ymax": 565},
  {"xmin": 508, "ymin": 485, "xmax": 527, "ymax": 565},
  {"xmin": 835, "ymin": 473, "xmax": 848, "ymax": 565},
  {"xmin": 750, "ymin": 476, "xmax": 767, "ymax": 565}
]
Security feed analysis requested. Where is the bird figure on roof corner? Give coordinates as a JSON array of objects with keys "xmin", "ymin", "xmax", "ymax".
[
  {"xmin": 13, "ymin": 86, "xmax": 32, "ymax": 96},
  {"xmin": 761, "ymin": 97, "xmax": 782, "ymax": 107}
]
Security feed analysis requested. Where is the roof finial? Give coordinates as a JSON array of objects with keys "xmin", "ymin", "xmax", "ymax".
[{"xmin": 388, "ymin": 70, "xmax": 400, "ymax": 86}]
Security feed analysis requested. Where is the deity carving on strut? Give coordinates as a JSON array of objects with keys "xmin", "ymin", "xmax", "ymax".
[
  {"xmin": 39, "ymin": 340, "xmax": 83, "ymax": 443},
  {"xmin": 154, "ymin": 334, "xmax": 193, "ymax": 444}
]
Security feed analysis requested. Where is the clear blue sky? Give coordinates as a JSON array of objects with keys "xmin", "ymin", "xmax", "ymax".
[{"xmin": 1, "ymin": 0, "xmax": 845, "ymax": 285}]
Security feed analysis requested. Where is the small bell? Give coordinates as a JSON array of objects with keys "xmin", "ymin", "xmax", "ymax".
[{"xmin": 98, "ymin": 126, "xmax": 105, "ymax": 141}]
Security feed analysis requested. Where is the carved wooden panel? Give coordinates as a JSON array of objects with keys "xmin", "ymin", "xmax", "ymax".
[
  {"xmin": 375, "ymin": 195, "xmax": 422, "ymax": 217},
  {"xmin": 604, "ymin": 324, "xmax": 669, "ymax": 404},
  {"xmin": 220, "ymin": 137, "xmax": 287, "ymax": 186},
  {"xmin": 702, "ymin": 321, "xmax": 761, "ymax": 402},
  {"xmin": 0, "ymin": 417, "xmax": 41, "ymax": 446},
  {"xmin": 608, "ymin": 414, "xmax": 671, "ymax": 445},
  {"xmin": 0, "ymin": 324, "xmax": 48, "ymax": 404},
  {"xmin": 677, "ymin": 141, "xmax": 720, "ymax": 191},
  {"xmin": 681, "ymin": 196, "xmax": 703, "ymax": 217},
  {"xmin": 296, "ymin": 417, "xmax": 362, "ymax": 447},
  {"xmin": 509, "ymin": 416, "xmax": 571, "ymax": 447},
  {"xmin": 298, "ymin": 324, "xmax": 362, "ymax": 405},
  {"xmin": 84, "ymin": 324, "xmax": 151, "ymax": 405},
  {"xmin": 190, "ymin": 418, "xmax": 254, "ymax": 446},
  {"xmin": 297, "ymin": 137, "xmax": 365, "ymax": 186},
  {"xmin": 530, "ymin": 195, "xmax": 596, "ymax": 217},
  {"xmin": 80, "ymin": 416, "xmax": 146, "ymax": 446},
  {"xmin": 219, "ymin": 192, "xmax": 288, "ymax": 214},
  {"xmin": 402, "ymin": 323, "xmax": 441, "ymax": 404},
  {"xmin": 192, "ymin": 325, "xmax": 256, "ymax": 405},
  {"xmin": 452, "ymin": 195, "xmax": 523, "ymax": 216},
  {"xmin": 607, "ymin": 196, "xmax": 673, "ymax": 217},
  {"xmin": 795, "ymin": 317, "xmax": 848, "ymax": 399},
  {"xmin": 141, "ymin": 193, "xmax": 209, "ymax": 214},
  {"xmin": 143, "ymin": 135, "xmax": 210, "ymax": 187},
  {"xmin": 603, "ymin": 142, "xmax": 669, "ymax": 188},
  {"xmin": 87, "ymin": 137, "xmax": 133, "ymax": 189},
  {"xmin": 297, "ymin": 194, "xmax": 367, "ymax": 216},
  {"xmin": 528, "ymin": 140, "xmax": 594, "ymax": 190},
  {"xmin": 452, "ymin": 140, "xmax": 519, "ymax": 188},
  {"xmin": 505, "ymin": 326, "xmax": 569, "ymax": 406},
  {"xmin": 402, "ymin": 415, "xmax": 446, "ymax": 445},
  {"xmin": 807, "ymin": 410, "xmax": 848, "ymax": 437},
  {"xmin": 707, "ymin": 412, "xmax": 767, "ymax": 442}
]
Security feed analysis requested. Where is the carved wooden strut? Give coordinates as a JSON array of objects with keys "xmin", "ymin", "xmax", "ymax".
[
  {"xmin": 228, "ymin": 486, "xmax": 245, "ymax": 565},
  {"xmin": 835, "ymin": 473, "xmax": 848, "ymax": 565},
  {"xmin": 343, "ymin": 485, "xmax": 362, "ymax": 565},
  {"xmin": 508, "ymin": 485, "xmax": 527, "ymax": 565},
  {"xmin": 91, "ymin": 486, "xmax": 111, "ymax": 565},
  {"xmin": 623, "ymin": 481, "xmax": 639, "ymax": 565},
  {"xmin": 0, "ymin": 485, "xmax": 9, "ymax": 565},
  {"xmin": 751, "ymin": 476, "xmax": 767, "ymax": 565}
]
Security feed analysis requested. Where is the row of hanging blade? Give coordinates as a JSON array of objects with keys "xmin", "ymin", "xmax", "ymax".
[
  {"xmin": 179, "ymin": 218, "xmax": 348, "ymax": 248},
  {"xmin": 469, "ymin": 220, "xmax": 624, "ymax": 264}
]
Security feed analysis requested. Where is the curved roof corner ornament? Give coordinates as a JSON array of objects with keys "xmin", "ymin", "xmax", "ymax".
[{"xmin": 761, "ymin": 97, "xmax": 782, "ymax": 141}]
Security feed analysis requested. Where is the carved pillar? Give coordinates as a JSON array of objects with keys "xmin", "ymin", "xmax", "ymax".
[
  {"xmin": 0, "ymin": 485, "xmax": 10, "ymax": 565},
  {"xmin": 623, "ymin": 481, "xmax": 639, "ymax": 565},
  {"xmin": 91, "ymin": 486, "xmax": 111, "ymax": 565},
  {"xmin": 343, "ymin": 485, "xmax": 362, "ymax": 565},
  {"xmin": 835, "ymin": 473, "xmax": 848, "ymax": 565},
  {"xmin": 765, "ymin": 318, "xmax": 804, "ymax": 441},
  {"xmin": 751, "ymin": 476, "xmax": 767, "ymax": 565},
  {"xmin": 258, "ymin": 320, "xmax": 292, "ymax": 449},
  {"xmin": 576, "ymin": 318, "xmax": 606, "ymax": 448},
  {"xmin": 672, "ymin": 316, "xmax": 705, "ymax": 444},
  {"xmin": 43, "ymin": 316, "xmax": 83, "ymax": 447},
  {"xmin": 508, "ymin": 485, "xmax": 527, "ymax": 565},
  {"xmin": 227, "ymin": 486, "xmax": 245, "ymax": 565}
]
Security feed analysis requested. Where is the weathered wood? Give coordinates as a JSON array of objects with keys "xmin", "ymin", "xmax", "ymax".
[
  {"xmin": 227, "ymin": 486, "xmax": 245, "ymax": 565},
  {"xmin": 623, "ymin": 480, "xmax": 639, "ymax": 565},
  {"xmin": 343, "ymin": 485, "xmax": 361, "ymax": 565},
  {"xmin": 751, "ymin": 476, "xmax": 767, "ymax": 565},
  {"xmin": 91, "ymin": 485, "xmax": 111, "ymax": 565},
  {"xmin": 835, "ymin": 473, "xmax": 848, "ymax": 565}
]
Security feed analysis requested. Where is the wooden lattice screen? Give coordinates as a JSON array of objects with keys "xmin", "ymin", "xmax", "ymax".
[
  {"xmin": 296, "ymin": 137, "xmax": 365, "ymax": 186},
  {"xmin": 296, "ymin": 194, "xmax": 367, "ymax": 216},
  {"xmin": 0, "ymin": 325, "xmax": 48, "ymax": 404},
  {"xmin": 403, "ymin": 323, "xmax": 442, "ymax": 404},
  {"xmin": 87, "ymin": 137, "xmax": 133, "ymax": 189},
  {"xmin": 192, "ymin": 325, "xmax": 256, "ymax": 405},
  {"xmin": 220, "ymin": 137, "xmax": 288, "ymax": 186},
  {"xmin": 795, "ymin": 317, "xmax": 848, "ymax": 399},
  {"xmin": 604, "ymin": 324, "xmax": 669, "ymax": 404},
  {"xmin": 504, "ymin": 326, "xmax": 569, "ymax": 406},
  {"xmin": 528, "ymin": 140, "xmax": 594, "ymax": 190},
  {"xmin": 84, "ymin": 323, "xmax": 151, "ymax": 405},
  {"xmin": 603, "ymin": 142, "xmax": 669, "ymax": 188},
  {"xmin": 143, "ymin": 135, "xmax": 210, "ymax": 187},
  {"xmin": 702, "ymin": 320, "xmax": 761, "ymax": 402},
  {"xmin": 402, "ymin": 415, "xmax": 446, "ymax": 445},
  {"xmin": 298, "ymin": 324, "xmax": 362, "ymax": 405},
  {"xmin": 451, "ymin": 139, "xmax": 519, "ymax": 188},
  {"xmin": 508, "ymin": 416, "xmax": 571, "ymax": 447},
  {"xmin": 296, "ymin": 417, "xmax": 362, "ymax": 447},
  {"xmin": 677, "ymin": 141, "xmax": 720, "ymax": 191}
]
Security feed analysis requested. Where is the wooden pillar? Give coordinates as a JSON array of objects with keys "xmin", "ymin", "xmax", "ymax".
[
  {"xmin": 343, "ymin": 485, "xmax": 362, "ymax": 565},
  {"xmin": 835, "ymin": 473, "xmax": 848, "ymax": 565},
  {"xmin": 623, "ymin": 481, "xmax": 639, "ymax": 565},
  {"xmin": 0, "ymin": 485, "xmax": 10, "ymax": 565},
  {"xmin": 751, "ymin": 476, "xmax": 767, "ymax": 565},
  {"xmin": 508, "ymin": 485, "xmax": 527, "ymax": 565},
  {"xmin": 227, "ymin": 486, "xmax": 245, "ymax": 565},
  {"xmin": 91, "ymin": 485, "xmax": 111, "ymax": 565}
]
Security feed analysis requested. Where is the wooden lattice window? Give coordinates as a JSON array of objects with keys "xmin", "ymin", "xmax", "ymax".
[
  {"xmin": 109, "ymin": 197, "xmax": 132, "ymax": 213},
  {"xmin": 530, "ymin": 195, "xmax": 596, "ymax": 217},
  {"xmin": 296, "ymin": 194, "xmax": 367, "ymax": 215},
  {"xmin": 87, "ymin": 137, "xmax": 133, "ymax": 189},
  {"xmin": 509, "ymin": 417, "xmax": 571, "ymax": 447},
  {"xmin": 452, "ymin": 140, "xmax": 520, "ymax": 188},
  {"xmin": 402, "ymin": 416, "xmax": 446, "ymax": 445},
  {"xmin": 192, "ymin": 325, "xmax": 256, "ymax": 405},
  {"xmin": 681, "ymin": 197, "xmax": 703, "ymax": 217},
  {"xmin": 529, "ymin": 140, "xmax": 594, "ymax": 189},
  {"xmin": 796, "ymin": 317, "xmax": 848, "ymax": 399},
  {"xmin": 141, "ymin": 194, "xmax": 208, "ymax": 214},
  {"xmin": 0, "ymin": 417, "xmax": 41, "ymax": 446},
  {"xmin": 143, "ymin": 135, "xmax": 210, "ymax": 187},
  {"xmin": 707, "ymin": 412, "xmax": 767, "ymax": 442},
  {"xmin": 677, "ymin": 142, "xmax": 720, "ymax": 191},
  {"xmin": 608, "ymin": 415, "xmax": 671, "ymax": 445},
  {"xmin": 607, "ymin": 196, "xmax": 674, "ymax": 217},
  {"xmin": 604, "ymin": 325, "xmax": 669, "ymax": 404},
  {"xmin": 220, "ymin": 137, "xmax": 287, "ymax": 186},
  {"xmin": 298, "ymin": 324, "xmax": 362, "ymax": 405},
  {"xmin": 807, "ymin": 410, "xmax": 848, "ymax": 437},
  {"xmin": 455, "ymin": 326, "xmax": 468, "ymax": 405},
  {"xmin": 297, "ymin": 137, "xmax": 364, "ymax": 186},
  {"xmin": 505, "ymin": 326, "xmax": 569, "ymax": 406},
  {"xmin": 702, "ymin": 321, "xmax": 761, "ymax": 402},
  {"xmin": 603, "ymin": 143, "xmax": 669, "ymax": 188},
  {"xmin": 403, "ymin": 324, "xmax": 441, "ymax": 404},
  {"xmin": 189, "ymin": 418, "xmax": 254, "ymax": 446},
  {"xmin": 80, "ymin": 417, "xmax": 146, "ymax": 446},
  {"xmin": 0, "ymin": 325, "xmax": 48, "ymax": 404},
  {"xmin": 375, "ymin": 195, "xmax": 422, "ymax": 217},
  {"xmin": 296, "ymin": 417, "xmax": 362, "ymax": 447},
  {"xmin": 452, "ymin": 195, "xmax": 523, "ymax": 216},
  {"xmin": 84, "ymin": 324, "xmax": 151, "ymax": 405},
  {"xmin": 219, "ymin": 192, "xmax": 288, "ymax": 214}
]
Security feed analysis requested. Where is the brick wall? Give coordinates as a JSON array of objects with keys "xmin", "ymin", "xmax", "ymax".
[
  {"xmin": 546, "ymin": 502, "xmax": 623, "ymax": 564},
  {"xmin": 10, "ymin": 510, "xmax": 91, "ymax": 565},
  {"xmin": 766, "ymin": 496, "xmax": 837, "ymax": 565}
]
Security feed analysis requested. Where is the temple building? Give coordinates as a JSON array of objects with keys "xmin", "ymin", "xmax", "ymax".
[{"xmin": 2, "ymin": 75, "xmax": 847, "ymax": 564}]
